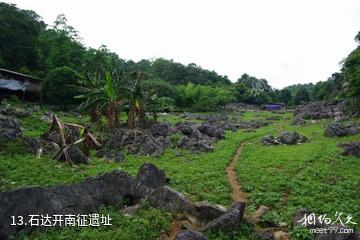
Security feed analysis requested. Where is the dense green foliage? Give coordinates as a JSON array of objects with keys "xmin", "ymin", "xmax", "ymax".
[
  {"xmin": 42, "ymin": 66, "xmax": 82, "ymax": 106},
  {"xmin": 0, "ymin": 2, "xmax": 359, "ymax": 112}
]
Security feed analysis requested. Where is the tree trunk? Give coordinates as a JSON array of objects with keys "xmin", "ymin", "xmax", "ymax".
[
  {"xmin": 127, "ymin": 100, "xmax": 136, "ymax": 129},
  {"xmin": 139, "ymin": 100, "xmax": 146, "ymax": 128},
  {"xmin": 90, "ymin": 104, "xmax": 100, "ymax": 123}
]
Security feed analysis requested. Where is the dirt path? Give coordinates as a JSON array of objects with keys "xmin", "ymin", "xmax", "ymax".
[
  {"xmin": 226, "ymin": 143, "xmax": 247, "ymax": 203},
  {"xmin": 160, "ymin": 218, "xmax": 181, "ymax": 240},
  {"xmin": 163, "ymin": 143, "xmax": 248, "ymax": 239}
]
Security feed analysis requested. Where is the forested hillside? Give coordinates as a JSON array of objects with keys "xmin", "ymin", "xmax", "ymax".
[{"xmin": 1, "ymin": 2, "xmax": 359, "ymax": 111}]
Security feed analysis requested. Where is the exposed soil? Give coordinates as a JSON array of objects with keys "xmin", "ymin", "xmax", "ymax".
[
  {"xmin": 226, "ymin": 144, "xmax": 248, "ymax": 203},
  {"xmin": 160, "ymin": 218, "xmax": 182, "ymax": 240}
]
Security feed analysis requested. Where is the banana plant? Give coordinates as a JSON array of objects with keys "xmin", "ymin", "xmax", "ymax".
[{"xmin": 126, "ymin": 71, "xmax": 146, "ymax": 129}]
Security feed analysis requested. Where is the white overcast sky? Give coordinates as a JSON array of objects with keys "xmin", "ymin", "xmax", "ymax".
[{"xmin": 4, "ymin": 0, "xmax": 360, "ymax": 89}]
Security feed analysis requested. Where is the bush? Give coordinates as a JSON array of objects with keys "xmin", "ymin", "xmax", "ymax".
[{"xmin": 42, "ymin": 66, "xmax": 81, "ymax": 106}]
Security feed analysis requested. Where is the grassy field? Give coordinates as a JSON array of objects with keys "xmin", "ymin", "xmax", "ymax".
[{"xmin": 1, "ymin": 105, "xmax": 359, "ymax": 240}]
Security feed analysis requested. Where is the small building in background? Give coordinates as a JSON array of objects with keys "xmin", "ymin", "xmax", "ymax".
[
  {"xmin": 0, "ymin": 68, "xmax": 42, "ymax": 103},
  {"xmin": 262, "ymin": 103, "xmax": 285, "ymax": 111}
]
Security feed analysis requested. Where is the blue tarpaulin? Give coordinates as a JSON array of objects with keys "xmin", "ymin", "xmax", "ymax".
[
  {"xmin": 0, "ymin": 79, "xmax": 26, "ymax": 92},
  {"xmin": 265, "ymin": 104, "xmax": 282, "ymax": 110}
]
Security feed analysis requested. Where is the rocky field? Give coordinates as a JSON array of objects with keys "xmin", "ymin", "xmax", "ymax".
[{"xmin": 0, "ymin": 100, "xmax": 359, "ymax": 240}]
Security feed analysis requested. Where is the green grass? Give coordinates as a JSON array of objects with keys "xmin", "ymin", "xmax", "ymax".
[
  {"xmin": 1, "ymin": 107, "xmax": 359, "ymax": 239},
  {"xmin": 236, "ymin": 118, "xmax": 360, "ymax": 236},
  {"xmin": 19, "ymin": 201, "xmax": 172, "ymax": 240}
]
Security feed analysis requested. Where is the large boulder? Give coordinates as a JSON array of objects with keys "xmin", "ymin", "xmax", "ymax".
[
  {"xmin": 294, "ymin": 101, "xmax": 336, "ymax": 119},
  {"xmin": 197, "ymin": 123, "xmax": 224, "ymax": 139},
  {"xmin": 57, "ymin": 145, "xmax": 89, "ymax": 164},
  {"xmin": 178, "ymin": 136, "xmax": 214, "ymax": 153},
  {"xmin": 175, "ymin": 230, "xmax": 207, "ymax": 240},
  {"xmin": 136, "ymin": 163, "xmax": 169, "ymax": 188},
  {"xmin": 176, "ymin": 122, "xmax": 194, "ymax": 135},
  {"xmin": 204, "ymin": 202, "xmax": 246, "ymax": 232},
  {"xmin": 292, "ymin": 116, "xmax": 305, "ymax": 125},
  {"xmin": 99, "ymin": 129, "xmax": 168, "ymax": 157},
  {"xmin": 192, "ymin": 201, "xmax": 227, "ymax": 223},
  {"xmin": 0, "ymin": 115, "xmax": 22, "ymax": 143},
  {"xmin": 147, "ymin": 186, "xmax": 196, "ymax": 213},
  {"xmin": 0, "ymin": 170, "xmax": 138, "ymax": 238},
  {"xmin": 338, "ymin": 142, "xmax": 360, "ymax": 157},
  {"xmin": 325, "ymin": 123, "xmax": 359, "ymax": 137},
  {"xmin": 262, "ymin": 132, "xmax": 307, "ymax": 145},
  {"xmin": 262, "ymin": 135, "xmax": 277, "ymax": 146},
  {"xmin": 293, "ymin": 101, "xmax": 356, "ymax": 120},
  {"xmin": 150, "ymin": 122, "xmax": 174, "ymax": 137},
  {"xmin": 277, "ymin": 132, "xmax": 307, "ymax": 145}
]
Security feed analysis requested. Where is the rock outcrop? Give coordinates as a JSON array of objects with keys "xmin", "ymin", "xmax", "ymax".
[
  {"xmin": 175, "ymin": 230, "xmax": 207, "ymax": 240},
  {"xmin": 325, "ymin": 123, "xmax": 359, "ymax": 137},
  {"xmin": 0, "ymin": 115, "xmax": 22, "ymax": 143},
  {"xmin": 204, "ymin": 202, "xmax": 246, "ymax": 232},
  {"xmin": 338, "ymin": 142, "xmax": 360, "ymax": 157},
  {"xmin": 294, "ymin": 101, "xmax": 347, "ymax": 120},
  {"xmin": 0, "ymin": 171, "xmax": 138, "ymax": 238},
  {"xmin": 262, "ymin": 132, "xmax": 307, "ymax": 145}
]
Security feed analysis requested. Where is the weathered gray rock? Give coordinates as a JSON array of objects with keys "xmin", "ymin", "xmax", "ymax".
[
  {"xmin": 294, "ymin": 101, "xmax": 343, "ymax": 120},
  {"xmin": 0, "ymin": 170, "xmax": 138, "ymax": 239},
  {"xmin": 100, "ymin": 129, "xmax": 168, "ymax": 157},
  {"xmin": 136, "ymin": 163, "xmax": 169, "ymax": 188},
  {"xmin": 178, "ymin": 135, "xmax": 214, "ymax": 153},
  {"xmin": 204, "ymin": 202, "xmax": 246, "ymax": 232},
  {"xmin": 22, "ymin": 136, "xmax": 59, "ymax": 155},
  {"xmin": 57, "ymin": 145, "xmax": 89, "ymax": 164},
  {"xmin": 292, "ymin": 116, "xmax": 306, "ymax": 125},
  {"xmin": 338, "ymin": 142, "xmax": 360, "ymax": 157},
  {"xmin": 121, "ymin": 204, "xmax": 140, "ymax": 216},
  {"xmin": 262, "ymin": 135, "xmax": 277, "ymax": 146},
  {"xmin": 175, "ymin": 229, "xmax": 207, "ymax": 240},
  {"xmin": 150, "ymin": 122, "xmax": 174, "ymax": 137},
  {"xmin": 0, "ymin": 115, "xmax": 22, "ymax": 143},
  {"xmin": 147, "ymin": 186, "xmax": 196, "ymax": 213},
  {"xmin": 325, "ymin": 123, "xmax": 359, "ymax": 137},
  {"xmin": 262, "ymin": 132, "xmax": 307, "ymax": 145},
  {"xmin": 193, "ymin": 201, "xmax": 227, "ymax": 223},
  {"xmin": 197, "ymin": 123, "xmax": 224, "ymax": 139},
  {"xmin": 253, "ymin": 228, "xmax": 274, "ymax": 240},
  {"xmin": 277, "ymin": 132, "xmax": 307, "ymax": 144},
  {"xmin": 176, "ymin": 122, "xmax": 194, "ymax": 135},
  {"xmin": 96, "ymin": 149, "xmax": 125, "ymax": 162},
  {"xmin": 0, "ymin": 104, "xmax": 30, "ymax": 117}
]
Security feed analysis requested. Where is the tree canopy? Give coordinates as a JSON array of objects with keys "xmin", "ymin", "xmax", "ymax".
[{"xmin": 0, "ymin": 2, "xmax": 359, "ymax": 111}]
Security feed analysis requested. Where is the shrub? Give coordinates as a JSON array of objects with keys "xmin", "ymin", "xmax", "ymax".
[{"xmin": 42, "ymin": 66, "xmax": 81, "ymax": 107}]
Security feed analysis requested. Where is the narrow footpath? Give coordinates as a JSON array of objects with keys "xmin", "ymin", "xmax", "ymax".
[{"xmin": 225, "ymin": 143, "xmax": 247, "ymax": 203}]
